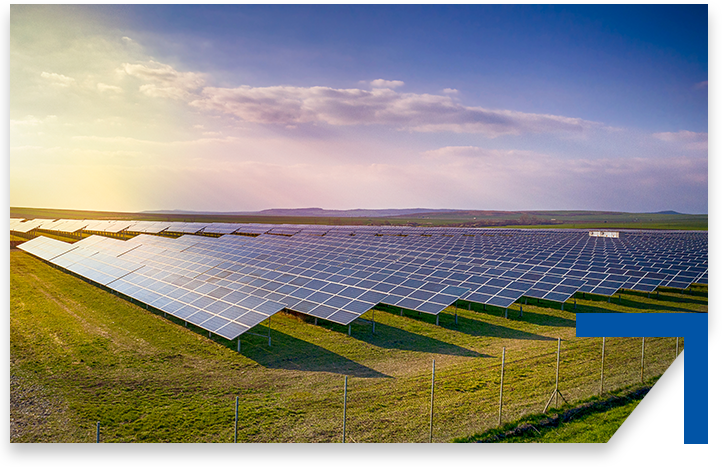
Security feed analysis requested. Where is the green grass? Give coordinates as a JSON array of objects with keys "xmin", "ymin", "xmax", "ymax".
[
  {"xmin": 10, "ymin": 250, "xmax": 700, "ymax": 442},
  {"xmin": 453, "ymin": 385, "xmax": 648, "ymax": 443}
]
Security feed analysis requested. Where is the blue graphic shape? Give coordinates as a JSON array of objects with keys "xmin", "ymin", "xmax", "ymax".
[{"xmin": 576, "ymin": 313, "xmax": 707, "ymax": 444}]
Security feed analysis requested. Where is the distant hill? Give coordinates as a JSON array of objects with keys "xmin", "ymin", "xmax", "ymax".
[
  {"xmin": 145, "ymin": 207, "xmax": 457, "ymax": 218},
  {"xmin": 10, "ymin": 206, "xmax": 707, "ymax": 230}
]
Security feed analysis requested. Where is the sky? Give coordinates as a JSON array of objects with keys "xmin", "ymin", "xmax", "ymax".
[{"xmin": 9, "ymin": 4, "xmax": 708, "ymax": 214}]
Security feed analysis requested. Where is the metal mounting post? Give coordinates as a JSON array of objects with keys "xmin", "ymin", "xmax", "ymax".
[
  {"xmin": 372, "ymin": 309, "xmax": 376, "ymax": 335},
  {"xmin": 268, "ymin": 317, "xmax": 271, "ymax": 346},
  {"xmin": 436, "ymin": 314, "xmax": 439, "ymax": 326},
  {"xmin": 234, "ymin": 396, "xmax": 239, "ymax": 443}
]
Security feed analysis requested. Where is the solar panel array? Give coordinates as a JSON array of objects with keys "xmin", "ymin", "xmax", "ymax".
[{"xmin": 16, "ymin": 224, "xmax": 707, "ymax": 342}]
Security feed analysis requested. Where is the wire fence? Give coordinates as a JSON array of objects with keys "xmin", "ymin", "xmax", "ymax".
[
  {"xmin": 92, "ymin": 335, "xmax": 681, "ymax": 443},
  {"xmin": 338, "ymin": 336, "xmax": 682, "ymax": 443}
]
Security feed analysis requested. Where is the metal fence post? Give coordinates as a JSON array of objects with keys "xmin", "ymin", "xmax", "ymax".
[
  {"xmin": 599, "ymin": 337, "xmax": 607, "ymax": 396},
  {"xmin": 96, "ymin": 421, "xmax": 100, "ymax": 443},
  {"xmin": 498, "ymin": 347, "xmax": 505, "ymax": 427},
  {"xmin": 641, "ymin": 337, "xmax": 645, "ymax": 384},
  {"xmin": 429, "ymin": 359, "xmax": 436, "ymax": 442},
  {"xmin": 234, "ymin": 396, "xmax": 239, "ymax": 443},
  {"xmin": 342, "ymin": 376, "xmax": 348, "ymax": 443},
  {"xmin": 555, "ymin": 338, "xmax": 561, "ymax": 408}
]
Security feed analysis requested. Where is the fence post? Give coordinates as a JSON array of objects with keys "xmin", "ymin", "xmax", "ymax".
[
  {"xmin": 342, "ymin": 376, "xmax": 348, "ymax": 443},
  {"xmin": 96, "ymin": 421, "xmax": 100, "ymax": 443},
  {"xmin": 498, "ymin": 347, "xmax": 505, "ymax": 427},
  {"xmin": 555, "ymin": 338, "xmax": 560, "ymax": 408},
  {"xmin": 429, "ymin": 359, "xmax": 436, "ymax": 443},
  {"xmin": 234, "ymin": 396, "xmax": 239, "ymax": 443},
  {"xmin": 599, "ymin": 337, "xmax": 607, "ymax": 396},
  {"xmin": 641, "ymin": 337, "xmax": 645, "ymax": 384}
]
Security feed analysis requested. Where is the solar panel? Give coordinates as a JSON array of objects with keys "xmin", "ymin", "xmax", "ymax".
[{"xmin": 15, "ymin": 224, "xmax": 707, "ymax": 342}]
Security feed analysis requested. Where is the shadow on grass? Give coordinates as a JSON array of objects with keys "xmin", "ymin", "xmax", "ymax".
[
  {"xmin": 571, "ymin": 295, "xmax": 704, "ymax": 314},
  {"xmin": 615, "ymin": 297, "xmax": 705, "ymax": 313},
  {"xmin": 239, "ymin": 329, "xmax": 390, "ymax": 378},
  {"xmin": 622, "ymin": 289, "xmax": 708, "ymax": 307},
  {"xmin": 149, "ymin": 308, "xmax": 389, "ymax": 378},
  {"xmin": 375, "ymin": 308, "xmax": 556, "ymax": 342},
  {"xmin": 300, "ymin": 311, "xmax": 485, "ymax": 357},
  {"xmin": 514, "ymin": 309, "xmax": 576, "ymax": 328},
  {"xmin": 456, "ymin": 301, "xmax": 576, "ymax": 329},
  {"xmin": 350, "ymin": 320, "xmax": 489, "ymax": 357}
]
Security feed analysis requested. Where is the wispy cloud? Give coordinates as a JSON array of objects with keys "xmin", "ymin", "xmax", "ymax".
[
  {"xmin": 653, "ymin": 130, "xmax": 707, "ymax": 142},
  {"xmin": 189, "ymin": 84, "xmax": 601, "ymax": 137},
  {"xmin": 97, "ymin": 83, "xmax": 123, "ymax": 93},
  {"xmin": 695, "ymin": 80, "xmax": 708, "ymax": 89},
  {"xmin": 653, "ymin": 130, "xmax": 707, "ymax": 151},
  {"xmin": 121, "ymin": 60, "xmax": 205, "ymax": 100},
  {"xmin": 40, "ymin": 71, "xmax": 75, "ymax": 87},
  {"xmin": 114, "ymin": 58, "xmax": 602, "ymax": 137},
  {"xmin": 419, "ymin": 145, "xmax": 707, "ymax": 211},
  {"xmin": 10, "ymin": 115, "xmax": 56, "ymax": 126},
  {"xmin": 370, "ymin": 79, "xmax": 404, "ymax": 89}
]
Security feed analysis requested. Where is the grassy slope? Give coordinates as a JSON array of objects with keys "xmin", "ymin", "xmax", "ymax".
[
  {"xmin": 467, "ymin": 389, "xmax": 683, "ymax": 444},
  {"xmin": 10, "ymin": 250, "xmax": 701, "ymax": 443}
]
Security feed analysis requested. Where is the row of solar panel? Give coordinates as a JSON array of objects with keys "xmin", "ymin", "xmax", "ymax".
[
  {"xmin": 11, "ymin": 219, "xmax": 706, "ymax": 287},
  {"xmin": 214, "ymin": 232, "xmax": 705, "ymax": 294},
  {"xmin": 265, "ymin": 231, "xmax": 706, "ymax": 271},
  {"xmin": 19, "ymin": 235, "xmax": 473, "ymax": 339},
  {"xmin": 16, "ymin": 226, "xmax": 706, "ymax": 341},
  {"xmin": 11, "ymin": 217, "xmax": 710, "ymax": 241}
]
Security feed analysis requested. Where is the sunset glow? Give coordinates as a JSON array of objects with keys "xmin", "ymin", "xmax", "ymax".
[{"xmin": 10, "ymin": 5, "xmax": 708, "ymax": 213}]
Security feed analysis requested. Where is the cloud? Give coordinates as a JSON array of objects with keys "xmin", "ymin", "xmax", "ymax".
[
  {"xmin": 370, "ymin": 79, "xmax": 405, "ymax": 89},
  {"xmin": 10, "ymin": 115, "xmax": 56, "ymax": 126},
  {"xmin": 11, "ymin": 116, "xmax": 43, "ymax": 126},
  {"xmin": 417, "ymin": 145, "xmax": 707, "ymax": 212},
  {"xmin": 653, "ymin": 130, "xmax": 707, "ymax": 142},
  {"xmin": 121, "ymin": 60, "xmax": 206, "ymax": 99},
  {"xmin": 695, "ymin": 80, "xmax": 708, "ymax": 89},
  {"xmin": 71, "ymin": 135, "xmax": 239, "ymax": 147},
  {"xmin": 114, "ymin": 58, "xmax": 599, "ymax": 137},
  {"xmin": 97, "ymin": 83, "xmax": 122, "ymax": 93},
  {"xmin": 40, "ymin": 72, "xmax": 75, "ymax": 87},
  {"xmin": 442, "ymin": 88, "xmax": 458, "ymax": 94},
  {"xmin": 653, "ymin": 130, "xmax": 707, "ymax": 151},
  {"xmin": 190, "ymin": 85, "xmax": 601, "ymax": 137}
]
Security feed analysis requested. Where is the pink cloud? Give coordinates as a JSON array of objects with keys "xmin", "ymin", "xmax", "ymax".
[{"xmin": 190, "ymin": 85, "xmax": 601, "ymax": 137}]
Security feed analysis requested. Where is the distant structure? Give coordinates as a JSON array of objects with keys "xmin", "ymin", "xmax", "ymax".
[{"xmin": 589, "ymin": 231, "xmax": 620, "ymax": 238}]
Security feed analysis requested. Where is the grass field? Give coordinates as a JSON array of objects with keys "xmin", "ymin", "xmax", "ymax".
[
  {"xmin": 10, "ymin": 244, "xmax": 701, "ymax": 443},
  {"xmin": 454, "ymin": 385, "xmax": 648, "ymax": 443}
]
